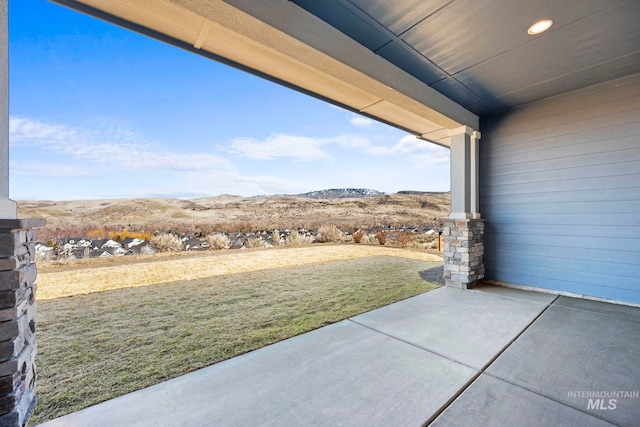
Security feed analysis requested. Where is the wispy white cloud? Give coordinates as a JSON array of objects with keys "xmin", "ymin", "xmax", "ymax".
[
  {"xmin": 392, "ymin": 135, "xmax": 434, "ymax": 153},
  {"xmin": 326, "ymin": 135, "xmax": 371, "ymax": 150},
  {"xmin": 130, "ymin": 170, "xmax": 309, "ymax": 199},
  {"xmin": 228, "ymin": 134, "xmax": 330, "ymax": 161},
  {"xmin": 10, "ymin": 162, "xmax": 101, "ymax": 178},
  {"xmin": 190, "ymin": 171, "xmax": 311, "ymax": 196},
  {"xmin": 228, "ymin": 133, "xmax": 373, "ymax": 161},
  {"xmin": 399, "ymin": 136, "xmax": 450, "ymax": 166},
  {"xmin": 9, "ymin": 116, "xmax": 318, "ymax": 198},
  {"xmin": 9, "ymin": 116, "xmax": 450, "ymax": 199},
  {"xmin": 10, "ymin": 117, "xmax": 78, "ymax": 144},
  {"xmin": 10, "ymin": 116, "xmax": 235, "ymax": 172},
  {"xmin": 364, "ymin": 135, "xmax": 450, "ymax": 166},
  {"xmin": 226, "ymin": 132, "xmax": 449, "ymax": 168},
  {"xmin": 10, "ymin": 118, "xmax": 448, "ymax": 168},
  {"xmin": 349, "ymin": 116, "xmax": 374, "ymax": 128}
]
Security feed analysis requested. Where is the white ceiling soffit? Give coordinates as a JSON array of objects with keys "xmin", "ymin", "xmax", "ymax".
[{"xmin": 56, "ymin": 0, "xmax": 479, "ymax": 147}]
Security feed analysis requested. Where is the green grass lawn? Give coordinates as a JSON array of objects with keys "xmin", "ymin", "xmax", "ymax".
[{"xmin": 33, "ymin": 256, "xmax": 441, "ymax": 424}]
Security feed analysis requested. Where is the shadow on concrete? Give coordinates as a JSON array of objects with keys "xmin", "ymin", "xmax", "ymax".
[{"xmin": 419, "ymin": 265, "xmax": 444, "ymax": 285}]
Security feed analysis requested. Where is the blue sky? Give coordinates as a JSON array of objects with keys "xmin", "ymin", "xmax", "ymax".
[{"xmin": 8, "ymin": 0, "xmax": 450, "ymax": 200}]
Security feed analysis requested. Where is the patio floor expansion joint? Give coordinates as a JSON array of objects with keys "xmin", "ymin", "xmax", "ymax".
[
  {"xmin": 424, "ymin": 294, "xmax": 562, "ymax": 426},
  {"xmin": 479, "ymin": 372, "xmax": 623, "ymax": 426},
  {"xmin": 477, "ymin": 294, "xmax": 560, "ymax": 372},
  {"xmin": 420, "ymin": 370, "xmax": 482, "ymax": 427},
  {"xmin": 345, "ymin": 318, "xmax": 477, "ymax": 371},
  {"xmin": 474, "ymin": 295, "xmax": 631, "ymax": 426}
]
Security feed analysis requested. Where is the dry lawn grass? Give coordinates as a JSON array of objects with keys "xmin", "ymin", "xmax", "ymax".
[
  {"xmin": 33, "ymin": 250, "xmax": 442, "ymax": 424},
  {"xmin": 36, "ymin": 245, "xmax": 442, "ymax": 300}
]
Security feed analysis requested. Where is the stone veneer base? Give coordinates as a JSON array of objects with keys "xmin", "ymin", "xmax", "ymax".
[
  {"xmin": 443, "ymin": 219, "xmax": 485, "ymax": 290},
  {"xmin": 0, "ymin": 219, "xmax": 44, "ymax": 427}
]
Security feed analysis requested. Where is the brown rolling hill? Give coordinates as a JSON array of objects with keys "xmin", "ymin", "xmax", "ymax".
[{"xmin": 17, "ymin": 190, "xmax": 450, "ymax": 233}]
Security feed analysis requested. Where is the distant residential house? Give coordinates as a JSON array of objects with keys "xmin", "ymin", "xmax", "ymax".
[
  {"xmin": 77, "ymin": 239, "xmax": 92, "ymax": 248},
  {"xmin": 90, "ymin": 239, "xmax": 106, "ymax": 250},
  {"xmin": 113, "ymin": 247, "xmax": 128, "ymax": 256},
  {"xmin": 230, "ymin": 237, "xmax": 245, "ymax": 249},
  {"xmin": 184, "ymin": 238, "xmax": 209, "ymax": 251},
  {"xmin": 129, "ymin": 241, "xmax": 153, "ymax": 255},
  {"xmin": 121, "ymin": 238, "xmax": 146, "ymax": 249},
  {"xmin": 139, "ymin": 244, "xmax": 155, "ymax": 255},
  {"xmin": 129, "ymin": 238, "xmax": 146, "ymax": 248},
  {"xmin": 34, "ymin": 243, "xmax": 54, "ymax": 262},
  {"xmin": 101, "ymin": 240, "xmax": 122, "ymax": 249},
  {"xmin": 72, "ymin": 248, "xmax": 88, "ymax": 260}
]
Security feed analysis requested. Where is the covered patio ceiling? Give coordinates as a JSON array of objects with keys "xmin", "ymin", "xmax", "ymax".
[
  {"xmin": 287, "ymin": 0, "xmax": 640, "ymax": 116},
  {"xmin": 52, "ymin": 0, "xmax": 640, "ymax": 147}
]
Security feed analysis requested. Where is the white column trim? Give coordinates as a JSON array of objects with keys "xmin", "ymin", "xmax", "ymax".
[
  {"xmin": 448, "ymin": 126, "xmax": 480, "ymax": 220},
  {"xmin": 0, "ymin": 1, "xmax": 15, "ymax": 219},
  {"xmin": 470, "ymin": 130, "xmax": 481, "ymax": 219}
]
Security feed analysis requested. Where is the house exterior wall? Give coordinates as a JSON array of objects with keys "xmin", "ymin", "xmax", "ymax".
[{"xmin": 480, "ymin": 72, "xmax": 640, "ymax": 305}]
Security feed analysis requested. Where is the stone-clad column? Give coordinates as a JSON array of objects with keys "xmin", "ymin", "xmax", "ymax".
[
  {"xmin": 443, "ymin": 219, "xmax": 484, "ymax": 289},
  {"xmin": 445, "ymin": 125, "xmax": 484, "ymax": 288},
  {"xmin": 0, "ymin": 219, "xmax": 44, "ymax": 427},
  {"xmin": 1, "ymin": 6, "xmax": 44, "ymax": 424}
]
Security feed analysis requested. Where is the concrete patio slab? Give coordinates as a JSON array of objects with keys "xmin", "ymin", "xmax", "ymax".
[
  {"xmin": 431, "ymin": 374, "xmax": 615, "ymax": 427},
  {"xmin": 486, "ymin": 303, "xmax": 640, "ymax": 427},
  {"xmin": 38, "ymin": 319, "xmax": 477, "ymax": 427},
  {"xmin": 351, "ymin": 286, "xmax": 551, "ymax": 370},
  {"xmin": 37, "ymin": 286, "xmax": 639, "ymax": 427}
]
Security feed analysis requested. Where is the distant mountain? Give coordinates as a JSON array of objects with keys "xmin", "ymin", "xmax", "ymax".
[{"xmin": 297, "ymin": 188, "xmax": 385, "ymax": 199}]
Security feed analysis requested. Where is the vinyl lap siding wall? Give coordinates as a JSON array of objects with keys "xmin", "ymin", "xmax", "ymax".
[{"xmin": 479, "ymin": 73, "xmax": 640, "ymax": 305}]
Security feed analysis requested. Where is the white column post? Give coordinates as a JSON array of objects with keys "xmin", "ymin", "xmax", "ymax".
[
  {"xmin": 0, "ymin": 0, "xmax": 16, "ymax": 219},
  {"xmin": 470, "ymin": 130, "xmax": 481, "ymax": 219},
  {"xmin": 444, "ymin": 126, "xmax": 484, "ymax": 288},
  {"xmin": 448, "ymin": 125, "xmax": 474, "ymax": 219}
]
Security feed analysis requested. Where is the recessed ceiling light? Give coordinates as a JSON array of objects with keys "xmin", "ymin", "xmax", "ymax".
[{"xmin": 528, "ymin": 19, "xmax": 553, "ymax": 35}]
